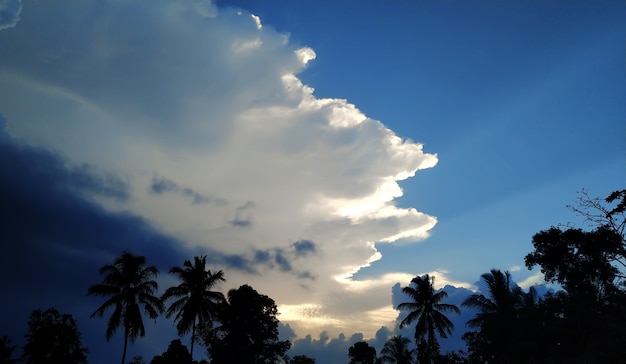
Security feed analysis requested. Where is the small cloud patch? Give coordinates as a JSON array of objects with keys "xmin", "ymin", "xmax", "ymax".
[
  {"xmin": 293, "ymin": 239, "xmax": 316, "ymax": 256},
  {"xmin": 150, "ymin": 176, "xmax": 217, "ymax": 205}
]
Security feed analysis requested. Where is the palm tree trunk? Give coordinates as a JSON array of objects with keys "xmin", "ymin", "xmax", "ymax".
[
  {"xmin": 121, "ymin": 329, "xmax": 129, "ymax": 364},
  {"xmin": 427, "ymin": 325, "xmax": 436, "ymax": 364},
  {"xmin": 190, "ymin": 320, "xmax": 196, "ymax": 359}
]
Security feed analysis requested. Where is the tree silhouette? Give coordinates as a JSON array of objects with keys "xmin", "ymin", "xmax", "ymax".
[
  {"xmin": 88, "ymin": 251, "xmax": 163, "ymax": 364},
  {"xmin": 161, "ymin": 255, "xmax": 225, "ymax": 357},
  {"xmin": 128, "ymin": 356, "xmax": 145, "ymax": 364},
  {"xmin": 290, "ymin": 355, "xmax": 316, "ymax": 364},
  {"xmin": 21, "ymin": 308, "xmax": 88, "ymax": 364},
  {"xmin": 0, "ymin": 336, "xmax": 18, "ymax": 364},
  {"xmin": 526, "ymin": 227, "xmax": 623, "ymax": 302},
  {"xmin": 525, "ymin": 226, "xmax": 626, "ymax": 361},
  {"xmin": 348, "ymin": 341, "xmax": 378, "ymax": 364},
  {"xmin": 150, "ymin": 339, "xmax": 194, "ymax": 364},
  {"xmin": 205, "ymin": 284, "xmax": 290, "ymax": 364},
  {"xmin": 380, "ymin": 335, "xmax": 413, "ymax": 364},
  {"xmin": 568, "ymin": 189, "xmax": 626, "ymax": 283},
  {"xmin": 461, "ymin": 269, "xmax": 522, "ymax": 362},
  {"xmin": 462, "ymin": 269, "xmax": 520, "ymax": 328},
  {"xmin": 397, "ymin": 274, "xmax": 459, "ymax": 363}
]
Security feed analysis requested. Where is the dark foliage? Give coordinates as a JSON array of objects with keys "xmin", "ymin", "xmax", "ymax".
[
  {"xmin": 456, "ymin": 189, "xmax": 625, "ymax": 363},
  {"xmin": 523, "ymin": 224, "xmax": 626, "ymax": 362},
  {"xmin": 21, "ymin": 308, "xmax": 88, "ymax": 364},
  {"xmin": 436, "ymin": 350, "xmax": 467, "ymax": 364},
  {"xmin": 290, "ymin": 354, "xmax": 316, "ymax": 364},
  {"xmin": 606, "ymin": 189, "xmax": 626, "ymax": 215},
  {"xmin": 0, "ymin": 336, "xmax": 18, "ymax": 364},
  {"xmin": 150, "ymin": 339, "xmax": 193, "ymax": 364},
  {"xmin": 204, "ymin": 284, "xmax": 291, "ymax": 364},
  {"xmin": 456, "ymin": 189, "xmax": 626, "ymax": 363},
  {"xmin": 348, "ymin": 341, "xmax": 378, "ymax": 364},
  {"xmin": 567, "ymin": 189, "xmax": 626, "ymax": 278},
  {"xmin": 461, "ymin": 269, "xmax": 526, "ymax": 362},
  {"xmin": 526, "ymin": 227, "xmax": 623, "ymax": 300},
  {"xmin": 380, "ymin": 335, "xmax": 413, "ymax": 364},
  {"xmin": 128, "ymin": 356, "xmax": 145, "ymax": 364}
]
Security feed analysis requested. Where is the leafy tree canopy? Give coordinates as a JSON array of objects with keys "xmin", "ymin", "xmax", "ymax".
[
  {"xmin": 525, "ymin": 226, "xmax": 623, "ymax": 301},
  {"xmin": 21, "ymin": 307, "xmax": 88, "ymax": 364},
  {"xmin": 518, "ymin": 188, "xmax": 626, "ymax": 362},
  {"xmin": 204, "ymin": 284, "xmax": 290, "ymax": 364},
  {"xmin": 150, "ymin": 339, "xmax": 193, "ymax": 364},
  {"xmin": 348, "ymin": 341, "xmax": 378, "ymax": 364}
]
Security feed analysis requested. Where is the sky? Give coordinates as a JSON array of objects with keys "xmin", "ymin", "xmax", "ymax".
[{"xmin": 0, "ymin": 0, "xmax": 624, "ymax": 363}]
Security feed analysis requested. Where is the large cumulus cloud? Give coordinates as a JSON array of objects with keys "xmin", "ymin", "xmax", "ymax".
[{"xmin": 0, "ymin": 0, "xmax": 438, "ymax": 343}]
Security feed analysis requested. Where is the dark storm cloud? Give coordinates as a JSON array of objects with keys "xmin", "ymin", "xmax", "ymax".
[
  {"xmin": 0, "ymin": 134, "xmax": 130, "ymax": 203},
  {"xmin": 0, "ymin": 132, "xmax": 257, "ymax": 359},
  {"xmin": 70, "ymin": 164, "xmax": 130, "ymax": 201},
  {"xmin": 0, "ymin": 137, "xmax": 181, "ymax": 273},
  {"xmin": 0, "ymin": 135, "xmax": 186, "ymax": 357}
]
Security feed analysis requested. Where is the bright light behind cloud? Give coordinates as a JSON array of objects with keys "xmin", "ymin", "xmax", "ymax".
[{"xmin": 0, "ymin": 0, "xmax": 440, "ymax": 339}]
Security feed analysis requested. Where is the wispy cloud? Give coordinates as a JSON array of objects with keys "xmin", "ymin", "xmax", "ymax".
[
  {"xmin": 0, "ymin": 0, "xmax": 21, "ymax": 30},
  {"xmin": 151, "ymin": 175, "xmax": 222, "ymax": 205}
]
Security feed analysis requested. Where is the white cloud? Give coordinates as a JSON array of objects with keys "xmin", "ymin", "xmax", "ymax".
[
  {"xmin": 518, "ymin": 271, "xmax": 545, "ymax": 289},
  {"xmin": 251, "ymin": 13, "xmax": 262, "ymax": 29},
  {"xmin": 0, "ymin": 0, "xmax": 438, "ymax": 340},
  {"xmin": 295, "ymin": 47, "xmax": 316, "ymax": 65}
]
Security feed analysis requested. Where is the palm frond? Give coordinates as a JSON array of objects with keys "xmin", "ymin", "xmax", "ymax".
[
  {"xmin": 397, "ymin": 274, "xmax": 459, "ymax": 348},
  {"xmin": 88, "ymin": 252, "xmax": 162, "ymax": 344}
]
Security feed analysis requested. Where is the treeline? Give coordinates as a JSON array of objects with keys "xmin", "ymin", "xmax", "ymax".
[
  {"xmin": 348, "ymin": 189, "xmax": 626, "ymax": 364},
  {"xmin": 2, "ymin": 253, "xmax": 297, "ymax": 364},
  {"xmin": 2, "ymin": 189, "xmax": 625, "ymax": 364}
]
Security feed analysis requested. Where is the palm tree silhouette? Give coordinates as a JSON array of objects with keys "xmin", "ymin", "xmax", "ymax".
[
  {"xmin": 88, "ymin": 252, "xmax": 163, "ymax": 364},
  {"xmin": 462, "ymin": 269, "xmax": 521, "ymax": 329},
  {"xmin": 397, "ymin": 274, "xmax": 460, "ymax": 363},
  {"xmin": 462, "ymin": 269, "xmax": 522, "ymax": 362},
  {"xmin": 0, "ymin": 336, "xmax": 18, "ymax": 364},
  {"xmin": 380, "ymin": 335, "xmax": 413, "ymax": 364},
  {"xmin": 161, "ymin": 255, "xmax": 225, "ymax": 358}
]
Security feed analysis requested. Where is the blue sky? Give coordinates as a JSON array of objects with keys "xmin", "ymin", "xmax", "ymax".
[{"xmin": 0, "ymin": 0, "xmax": 624, "ymax": 363}]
